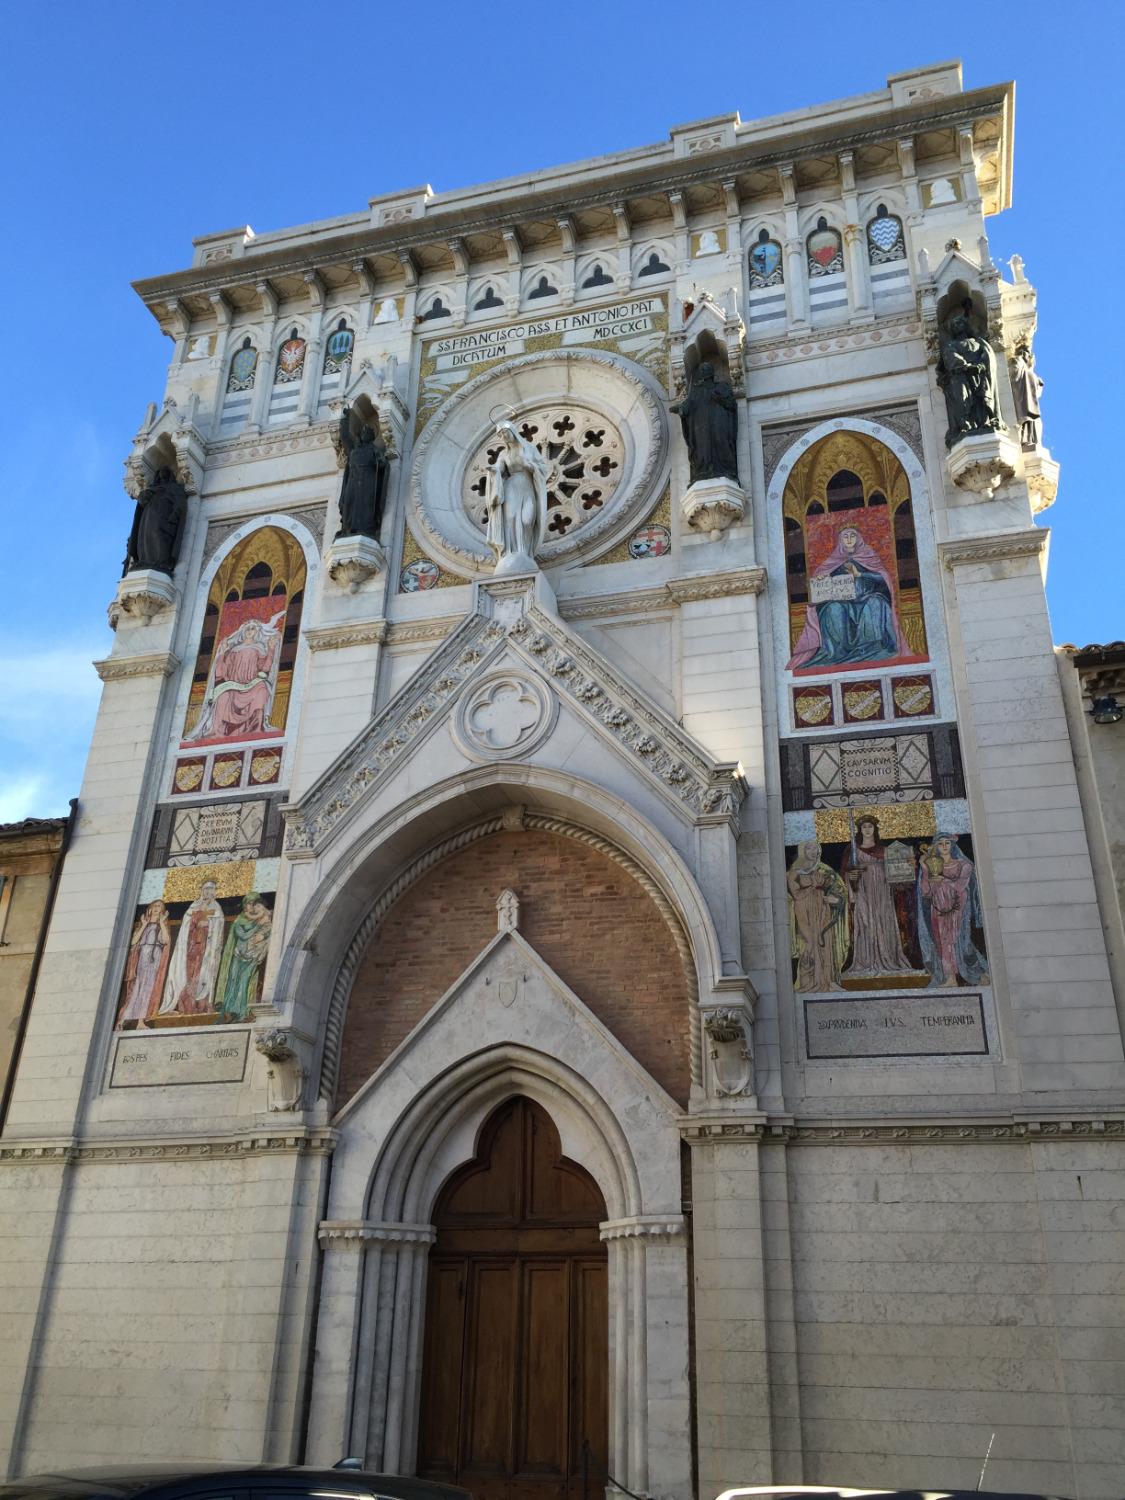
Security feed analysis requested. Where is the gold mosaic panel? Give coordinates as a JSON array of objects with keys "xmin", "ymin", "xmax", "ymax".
[
  {"xmin": 814, "ymin": 803, "xmax": 937, "ymax": 843},
  {"xmin": 162, "ymin": 860, "xmax": 257, "ymax": 903}
]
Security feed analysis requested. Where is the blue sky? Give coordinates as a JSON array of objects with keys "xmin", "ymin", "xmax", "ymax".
[{"xmin": 1, "ymin": 0, "xmax": 1121, "ymax": 820}]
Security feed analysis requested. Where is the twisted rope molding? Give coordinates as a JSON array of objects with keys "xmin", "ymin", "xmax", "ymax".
[{"xmin": 318, "ymin": 812, "xmax": 700, "ymax": 1102}]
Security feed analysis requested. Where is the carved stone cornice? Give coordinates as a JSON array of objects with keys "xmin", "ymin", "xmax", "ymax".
[
  {"xmin": 304, "ymin": 621, "xmax": 389, "ymax": 653},
  {"xmin": 939, "ymin": 526, "xmax": 1048, "ymax": 570},
  {"xmin": 135, "ymin": 86, "xmax": 1011, "ymax": 315},
  {"xmin": 746, "ymin": 315, "xmax": 923, "ymax": 370},
  {"xmin": 94, "ymin": 651, "xmax": 180, "ymax": 682},
  {"xmin": 205, "ymin": 422, "xmax": 337, "ymax": 471},
  {"xmin": 386, "ymin": 616, "xmax": 461, "ymax": 645},
  {"xmin": 599, "ymin": 1214, "xmax": 686, "ymax": 1242},
  {"xmin": 560, "ymin": 587, "xmax": 672, "ymax": 622},
  {"xmin": 0, "ymin": 1129, "xmax": 337, "ymax": 1166},
  {"xmin": 558, "ymin": 570, "xmax": 766, "ymax": 622},
  {"xmin": 665, "ymin": 567, "xmax": 766, "ymax": 603},
  {"xmin": 679, "ymin": 1113, "xmax": 1125, "ymax": 1146},
  {"xmin": 318, "ymin": 1219, "xmax": 436, "ymax": 1251}
]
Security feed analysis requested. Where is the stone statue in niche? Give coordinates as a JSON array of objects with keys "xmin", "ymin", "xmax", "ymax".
[
  {"xmin": 1010, "ymin": 341, "xmax": 1044, "ymax": 449},
  {"xmin": 485, "ymin": 421, "xmax": 550, "ymax": 575},
  {"xmin": 935, "ymin": 302, "xmax": 1003, "ymax": 448},
  {"xmin": 124, "ymin": 466, "xmax": 187, "ymax": 577},
  {"xmin": 670, "ymin": 361, "xmax": 740, "ymax": 485},
  {"xmin": 336, "ymin": 406, "xmax": 390, "ymax": 540}
]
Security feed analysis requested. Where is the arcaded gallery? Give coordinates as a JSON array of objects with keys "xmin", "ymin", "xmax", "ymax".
[{"xmin": 2, "ymin": 60, "xmax": 1124, "ymax": 1500}]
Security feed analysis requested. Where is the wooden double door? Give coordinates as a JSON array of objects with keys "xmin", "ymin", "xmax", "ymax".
[{"xmin": 417, "ymin": 1097, "xmax": 608, "ymax": 1500}]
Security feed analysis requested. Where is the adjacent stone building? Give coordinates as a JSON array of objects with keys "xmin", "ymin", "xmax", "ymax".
[
  {"xmin": 2, "ymin": 59, "xmax": 1122, "ymax": 1500},
  {"xmin": 0, "ymin": 814, "xmax": 73, "ymax": 1121}
]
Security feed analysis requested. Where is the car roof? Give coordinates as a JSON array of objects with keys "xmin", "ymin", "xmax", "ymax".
[
  {"xmin": 715, "ymin": 1489, "xmax": 1070, "ymax": 1500},
  {"xmin": 0, "ymin": 1469, "xmax": 470, "ymax": 1500}
]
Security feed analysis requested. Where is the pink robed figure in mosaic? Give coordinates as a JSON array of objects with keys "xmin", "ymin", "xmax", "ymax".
[
  {"xmin": 787, "ymin": 523, "xmax": 910, "ymax": 671},
  {"xmin": 917, "ymin": 835, "xmax": 990, "ymax": 988},
  {"xmin": 116, "ymin": 900, "xmax": 172, "ymax": 1026},
  {"xmin": 185, "ymin": 609, "xmax": 285, "ymax": 743}
]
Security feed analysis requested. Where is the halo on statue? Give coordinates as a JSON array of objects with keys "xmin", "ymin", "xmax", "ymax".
[{"xmin": 488, "ymin": 402, "xmax": 518, "ymax": 426}]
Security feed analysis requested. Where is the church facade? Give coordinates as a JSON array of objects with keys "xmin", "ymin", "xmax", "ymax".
[{"xmin": 2, "ymin": 60, "xmax": 1123, "ymax": 1500}]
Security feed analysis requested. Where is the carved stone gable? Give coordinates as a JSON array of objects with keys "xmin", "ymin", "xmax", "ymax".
[{"xmin": 284, "ymin": 576, "xmax": 746, "ymax": 856}]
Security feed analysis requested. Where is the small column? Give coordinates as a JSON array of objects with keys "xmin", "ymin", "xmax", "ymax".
[
  {"xmin": 838, "ymin": 151, "xmax": 872, "ymax": 320},
  {"xmin": 778, "ymin": 165, "xmax": 808, "ymax": 327},
  {"xmin": 958, "ymin": 125, "xmax": 981, "ymax": 208},
  {"xmin": 556, "ymin": 216, "xmax": 576, "ymax": 305},
  {"xmin": 613, "ymin": 203, "xmax": 632, "ymax": 292},
  {"xmin": 599, "ymin": 1215, "xmax": 692, "ymax": 1500},
  {"xmin": 448, "ymin": 237, "xmax": 470, "ymax": 327},
  {"xmin": 305, "ymin": 1223, "xmax": 376, "ymax": 1464},
  {"xmin": 296, "ymin": 270, "xmax": 326, "ymax": 424},
  {"xmin": 248, "ymin": 280, "xmax": 278, "ymax": 432},
  {"xmin": 502, "ymin": 229, "xmax": 522, "ymax": 316},
  {"xmin": 668, "ymin": 190, "xmax": 689, "ymax": 275},
  {"xmin": 897, "ymin": 136, "xmax": 922, "ymax": 219}
]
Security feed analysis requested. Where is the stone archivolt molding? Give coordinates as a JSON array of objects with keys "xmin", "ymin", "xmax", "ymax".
[
  {"xmin": 94, "ymin": 651, "xmax": 181, "ymax": 682},
  {"xmin": 761, "ymin": 403, "xmax": 924, "ymax": 490},
  {"xmin": 317, "ymin": 809, "xmax": 703, "ymax": 1105},
  {"xmin": 285, "ymin": 590, "xmax": 746, "ymax": 856},
  {"xmin": 939, "ymin": 526, "xmax": 1048, "ymax": 570},
  {"xmin": 0, "ymin": 1129, "xmax": 337, "ymax": 1166},
  {"xmin": 408, "ymin": 348, "xmax": 668, "ymax": 575},
  {"xmin": 304, "ymin": 622, "xmax": 389, "ymax": 653}
]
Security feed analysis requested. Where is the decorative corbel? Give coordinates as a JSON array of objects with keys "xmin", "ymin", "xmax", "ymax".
[
  {"xmin": 254, "ymin": 1028, "xmax": 306, "ymax": 1113},
  {"xmin": 701, "ymin": 986, "xmax": 755, "ymax": 1098},
  {"xmin": 351, "ymin": 257, "xmax": 376, "ymax": 328},
  {"xmin": 303, "ymin": 267, "xmax": 326, "ymax": 310},
  {"xmin": 256, "ymin": 279, "xmax": 278, "ymax": 318},
  {"xmin": 398, "ymin": 250, "xmax": 418, "ymax": 290}
]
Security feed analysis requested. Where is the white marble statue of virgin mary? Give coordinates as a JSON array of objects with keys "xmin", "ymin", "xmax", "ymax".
[{"xmin": 485, "ymin": 421, "xmax": 550, "ymax": 575}]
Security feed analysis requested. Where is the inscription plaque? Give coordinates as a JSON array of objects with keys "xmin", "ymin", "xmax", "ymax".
[
  {"xmin": 809, "ymin": 572, "xmax": 857, "ymax": 604},
  {"xmin": 805, "ymin": 993, "xmax": 987, "ymax": 1060},
  {"xmin": 109, "ymin": 1029, "xmax": 250, "ymax": 1087}
]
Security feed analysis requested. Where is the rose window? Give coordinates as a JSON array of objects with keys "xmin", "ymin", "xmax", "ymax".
[{"xmin": 462, "ymin": 406, "xmax": 625, "ymax": 540}]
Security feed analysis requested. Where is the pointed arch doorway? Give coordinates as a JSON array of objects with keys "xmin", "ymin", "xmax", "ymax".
[{"xmin": 416, "ymin": 1096, "xmax": 609, "ymax": 1500}]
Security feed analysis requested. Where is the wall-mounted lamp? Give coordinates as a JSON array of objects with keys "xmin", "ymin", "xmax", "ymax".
[{"xmin": 1090, "ymin": 695, "xmax": 1123, "ymax": 725}]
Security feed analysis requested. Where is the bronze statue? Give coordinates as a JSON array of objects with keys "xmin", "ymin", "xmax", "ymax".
[
  {"xmin": 1010, "ymin": 342, "xmax": 1044, "ymax": 449},
  {"xmin": 124, "ymin": 466, "xmax": 187, "ymax": 577},
  {"xmin": 337, "ymin": 407, "xmax": 390, "ymax": 540},
  {"xmin": 670, "ymin": 361, "xmax": 740, "ymax": 486},
  {"xmin": 936, "ymin": 303, "xmax": 1003, "ymax": 448}
]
